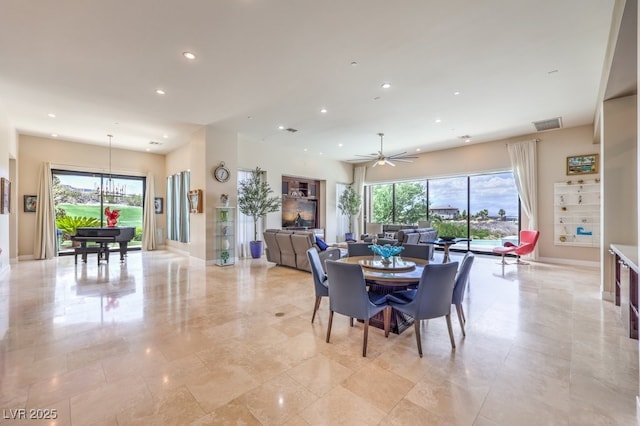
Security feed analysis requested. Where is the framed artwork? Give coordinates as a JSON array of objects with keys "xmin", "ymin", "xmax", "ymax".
[
  {"xmin": 188, "ymin": 189, "xmax": 203, "ymax": 213},
  {"xmin": 0, "ymin": 178, "xmax": 10, "ymax": 214},
  {"xmin": 24, "ymin": 195, "xmax": 37, "ymax": 212},
  {"xmin": 154, "ymin": 197, "xmax": 163, "ymax": 214},
  {"xmin": 567, "ymin": 154, "xmax": 599, "ymax": 175},
  {"xmin": 281, "ymin": 198, "xmax": 317, "ymax": 228}
]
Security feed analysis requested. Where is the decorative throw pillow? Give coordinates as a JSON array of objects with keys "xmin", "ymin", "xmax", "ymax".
[{"xmin": 315, "ymin": 236, "xmax": 329, "ymax": 251}]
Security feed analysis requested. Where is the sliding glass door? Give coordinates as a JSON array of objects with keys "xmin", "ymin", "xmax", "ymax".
[{"xmin": 52, "ymin": 170, "xmax": 145, "ymax": 253}]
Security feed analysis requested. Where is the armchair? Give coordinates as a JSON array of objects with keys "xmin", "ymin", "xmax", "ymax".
[{"xmin": 493, "ymin": 230, "xmax": 540, "ymax": 265}]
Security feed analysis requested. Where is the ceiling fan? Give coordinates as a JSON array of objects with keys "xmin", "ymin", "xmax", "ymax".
[{"xmin": 351, "ymin": 133, "xmax": 418, "ymax": 167}]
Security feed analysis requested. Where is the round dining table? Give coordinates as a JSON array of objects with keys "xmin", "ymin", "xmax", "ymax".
[{"xmin": 334, "ymin": 255, "xmax": 428, "ymax": 334}]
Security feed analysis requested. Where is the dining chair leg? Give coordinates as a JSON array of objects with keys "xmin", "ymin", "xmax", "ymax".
[
  {"xmin": 326, "ymin": 311, "xmax": 334, "ymax": 343},
  {"xmin": 455, "ymin": 304, "xmax": 466, "ymax": 336},
  {"xmin": 446, "ymin": 313, "xmax": 456, "ymax": 349},
  {"xmin": 312, "ymin": 296, "xmax": 322, "ymax": 323},
  {"xmin": 383, "ymin": 306, "xmax": 391, "ymax": 338},
  {"xmin": 363, "ymin": 319, "xmax": 369, "ymax": 357},
  {"xmin": 414, "ymin": 320, "xmax": 423, "ymax": 357}
]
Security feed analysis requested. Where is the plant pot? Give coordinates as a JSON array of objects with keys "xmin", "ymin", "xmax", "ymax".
[{"xmin": 250, "ymin": 241, "xmax": 263, "ymax": 259}]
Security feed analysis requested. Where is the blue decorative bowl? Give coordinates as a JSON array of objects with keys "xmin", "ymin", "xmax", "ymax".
[{"xmin": 368, "ymin": 244, "xmax": 404, "ymax": 259}]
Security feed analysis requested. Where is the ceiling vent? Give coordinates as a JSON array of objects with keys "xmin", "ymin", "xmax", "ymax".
[
  {"xmin": 532, "ymin": 117, "xmax": 562, "ymax": 132},
  {"xmin": 285, "ymin": 127, "xmax": 298, "ymax": 133}
]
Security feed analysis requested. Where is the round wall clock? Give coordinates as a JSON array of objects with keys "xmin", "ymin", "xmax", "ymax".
[{"xmin": 214, "ymin": 162, "xmax": 230, "ymax": 182}]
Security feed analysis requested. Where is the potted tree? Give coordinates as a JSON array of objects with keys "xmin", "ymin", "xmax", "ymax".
[
  {"xmin": 238, "ymin": 167, "xmax": 282, "ymax": 258},
  {"xmin": 338, "ymin": 185, "xmax": 362, "ymax": 241}
]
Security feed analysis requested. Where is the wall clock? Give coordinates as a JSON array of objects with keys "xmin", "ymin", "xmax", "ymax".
[{"xmin": 214, "ymin": 162, "xmax": 230, "ymax": 182}]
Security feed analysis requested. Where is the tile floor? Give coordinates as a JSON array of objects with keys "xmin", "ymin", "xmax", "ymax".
[{"xmin": 0, "ymin": 250, "xmax": 637, "ymax": 425}]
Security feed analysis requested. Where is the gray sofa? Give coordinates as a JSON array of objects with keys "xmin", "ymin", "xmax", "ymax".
[
  {"xmin": 263, "ymin": 229, "xmax": 341, "ymax": 272},
  {"xmin": 396, "ymin": 227, "xmax": 438, "ymax": 259}
]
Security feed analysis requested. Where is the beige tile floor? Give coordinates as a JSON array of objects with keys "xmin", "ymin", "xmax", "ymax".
[{"xmin": 0, "ymin": 250, "xmax": 637, "ymax": 425}]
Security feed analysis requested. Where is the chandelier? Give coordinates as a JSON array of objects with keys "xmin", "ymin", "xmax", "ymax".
[{"xmin": 95, "ymin": 134, "xmax": 126, "ymax": 199}]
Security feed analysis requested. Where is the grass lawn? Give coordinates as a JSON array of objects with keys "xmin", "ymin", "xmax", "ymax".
[{"xmin": 59, "ymin": 203, "xmax": 142, "ymax": 228}]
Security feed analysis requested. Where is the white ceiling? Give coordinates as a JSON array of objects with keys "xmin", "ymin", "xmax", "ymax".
[{"xmin": 0, "ymin": 1, "xmax": 615, "ymax": 161}]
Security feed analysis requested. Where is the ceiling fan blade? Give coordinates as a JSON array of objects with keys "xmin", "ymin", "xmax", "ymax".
[
  {"xmin": 385, "ymin": 159, "xmax": 396, "ymax": 167},
  {"xmin": 392, "ymin": 158, "xmax": 414, "ymax": 163},
  {"xmin": 371, "ymin": 160, "xmax": 379, "ymax": 168},
  {"xmin": 389, "ymin": 154, "xmax": 418, "ymax": 160},
  {"xmin": 355, "ymin": 154, "xmax": 377, "ymax": 158}
]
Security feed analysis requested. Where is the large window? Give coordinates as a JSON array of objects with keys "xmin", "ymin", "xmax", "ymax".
[
  {"xmin": 52, "ymin": 170, "xmax": 145, "ymax": 253},
  {"xmin": 364, "ymin": 171, "xmax": 519, "ymax": 253}
]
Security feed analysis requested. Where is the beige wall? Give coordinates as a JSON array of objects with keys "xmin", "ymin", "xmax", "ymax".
[
  {"xmin": 0, "ymin": 105, "xmax": 14, "ymax": 271},
  {"xmin": 17, "ymin": 135, "xmax": 166, "ymax": 257},
  {"xmin": 365, "ymin": 125, "xmax": 601, "ymax": 263},
  {"xmin": 601, "ymin": 95, "xmax": 638, "ymax": 296},
  {"xmin": 238, "ymin": 138, "xmax": 353, "ymax": 243}
]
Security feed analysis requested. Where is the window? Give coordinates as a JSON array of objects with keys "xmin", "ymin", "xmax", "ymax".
[
  {"xmin": 364, "ymin": 171, "xmax": 519, "ymax": 253},
  {"xmin": 52, "ymin": 170, "xmax": 145, "ymax": 253}
]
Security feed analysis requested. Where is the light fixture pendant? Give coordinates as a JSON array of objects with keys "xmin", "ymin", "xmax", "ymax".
[{"xmin": 96, "ymin": 134, "xmax": 126, "ymax": 200}]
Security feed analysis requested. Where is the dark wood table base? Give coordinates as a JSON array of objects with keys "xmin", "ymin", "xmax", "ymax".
[{"xmin": 367, "ymin": 280, "xmax": 414, "ymax": 334}]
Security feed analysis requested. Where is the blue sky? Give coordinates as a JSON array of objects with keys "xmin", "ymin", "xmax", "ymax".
[
  {"xmin": 56, "ymin": 174, "xmax": 143, "ymax": 195},
  {"xmin": 428, "ymin": 172, "xmax": 518, "ymax": 217}
]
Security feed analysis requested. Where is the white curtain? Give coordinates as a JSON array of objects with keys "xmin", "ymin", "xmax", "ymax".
[
  {"xmin": 507, "ymin": 140, "xmax": 538, "ymax": 259},
  {"xmin": 142, "ymin": 172, "xmax": 156, "ymax": 250},
  {"xmin": 237, "ymin": 169, "xmax": 253, "ymax": 258},
  {"xmin": 34, "ymin": 162, "xmax": 57, "ymax": 259},
  {"xmin": 353, "ymin": 166, "xmax": 366, "ymax": 238}
]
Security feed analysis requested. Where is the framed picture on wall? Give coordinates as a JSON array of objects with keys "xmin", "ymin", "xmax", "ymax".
[
  {"xmin": 188, "ymin": 189, "xmax": 203, "ymax": 213},
  {"xmin": 154, "ymin": 197, "xmax": 163, "ymax": 214},
  {"xmin": 24, "ymin": 195, "xmax": 37, "ymax": 212},
  {"xmin": 567, "ymin": 154, "xmax": 599, "ymax": 175},
  {"xmin": 0, "ymin": 178, "xmax": 10, "ymax": 214}
]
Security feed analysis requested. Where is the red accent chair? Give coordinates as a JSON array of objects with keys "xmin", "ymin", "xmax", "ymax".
[{"xmin": 493, "ymin": 230, "xmax": 540, "ymax": 265}]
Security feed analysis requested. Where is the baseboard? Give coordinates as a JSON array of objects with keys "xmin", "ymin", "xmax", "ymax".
[
  {"xmin": 537, "ymin": 256, "xmax": 600, "ymax": 268},
  {"xmin": 601, "ymin": 291, "xmax": 615, "ymax": 303},
  {"xmin": 636, "ymin": 395, "xmax": 639, "ymax": 426},
  {"xmin": 18, "ymin": 254, "xmax": 35, "ymax": 262}
]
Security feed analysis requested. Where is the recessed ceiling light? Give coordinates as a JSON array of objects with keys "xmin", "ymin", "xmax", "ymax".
[
  {"xmin": 338, "ymin": 143, "xmax": 343, "ymax": 147},
  {"xmin": 47, "ymin": 113, "xmax": 56, "ymax": 118},
  {"xmin": 278, "ymin": 125, "xmax": 285, "ymax": 130},
  {"xmin": 155, "ymin": 89, "xmax": 166, "ymax": 95},
  {"xmin": 320, "ymin": 108, "xmax": 327, "ymax": 114},
  {"xmin": 416, "ymin": 148, "xmax": 421, "ymax": 152},
  {"xmin": 146, "ymin": 148, "xmax": 151, "ymax": 152},
  {"xmin": 465, "ymin": 138, "xmax": 471, "ymax": 143},
  {"xmin": 435, "ymin": 118, "xmax": 442, "ymax": 124},
  {"xmin": 303, "ymin": 148, "xmax": 308, "ymax": 152},
  {"xmin": 182, "ymin": 51, "xmax": 196, "ymax": 60},
  {"xmin": 163, "ymin": 134, "xmax": 168, "ymax": 138},
  {"xmin": 381, "ymin": 82, "xmax": 391, "ymax": 89},
  {"xmin": 454, "ymin": 91, "xmax": 461, "ymax": 96},
  {"xmin": 51, "ymin": 133, "xmax": 58, "ymax": 137}
]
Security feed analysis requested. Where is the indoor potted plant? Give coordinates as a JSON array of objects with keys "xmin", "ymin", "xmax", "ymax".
[
  {"xmin": 338, "ymin": 185, "xmax": 362, "ymax": 241},
  {"xmin": 238, "ymin": 167, "xmax": 282, "ymax": 258}
]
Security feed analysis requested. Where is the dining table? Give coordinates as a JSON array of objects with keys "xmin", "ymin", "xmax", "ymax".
[
  {"xmin": 422, "ymin": 238, "xmax": 470, "ymax": 263},
  {"xmin": 335, "ymin": 255, "xmax": 428, "ymax": 334}
]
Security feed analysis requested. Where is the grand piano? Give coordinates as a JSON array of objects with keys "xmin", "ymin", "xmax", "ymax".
[{"xmin": 72, "ymin": 226, "xmax": 136, "ymax": 264}]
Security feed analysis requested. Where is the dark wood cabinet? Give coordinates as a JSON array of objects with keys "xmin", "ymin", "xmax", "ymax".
[
  {"xmin": 611, "ymin": 245, "xmax": 639, "ymax": 340},
  {"xmin": 282, "ymin": 176, "xmax": 319, "ymax": 200},
  {"xmin": 281, "ymin": 176, "xmax": 322, "ymax": 230}
]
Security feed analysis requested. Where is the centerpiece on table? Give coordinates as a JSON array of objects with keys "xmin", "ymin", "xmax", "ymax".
[{"xmin": 369, "ymin": 244, "xmax": 404, "ymax": 265}]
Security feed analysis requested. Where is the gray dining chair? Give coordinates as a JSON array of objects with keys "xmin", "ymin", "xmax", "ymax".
[
  {"xmin": 452, "ymin": 252, "xmax": 475, "ymax": 336},
  {"xmin": 387, "ymin": 262, "xmax": 459, "ymax": 357},
  {"xmin": 347, "ymin": 242, "xmax": 373, "ymax": 257},
  {"xmin": 325, "ymin": 260, "xmax": 389, "ymax": 357},
  {"xmin": 307, "ymin": 248, "xmax": 329, "ymax": 324},
  {"xmin": 400, "ymin": 243, "xmax": 430, "ymax": 261}
]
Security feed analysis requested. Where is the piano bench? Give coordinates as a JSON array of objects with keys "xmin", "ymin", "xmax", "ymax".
[{"xmin": 74, "ymin": 245, "xmax": 110, "ymax": 265}]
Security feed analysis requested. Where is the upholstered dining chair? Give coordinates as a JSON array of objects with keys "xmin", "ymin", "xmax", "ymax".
[
  {"xmin": 387, "ymin": 262, "xmax": 459, "ymax": 356},
  {"xmin": 400, "ymin": 243, "xmax": 430, "ymax": 261},
  {"xmin": 452, "ymin": 252, "xmax": 475, "ymax": 336},
  {"xmin": 324, "ymin": 260, "xmax": 389, "ymax": 357},
  {"xmin": 307, "ymin": 248, "xmax": 329, "ymax": 324},
  {"xmin": 347, "ymin": 242, "xmax": 373, "ymax": 257}
]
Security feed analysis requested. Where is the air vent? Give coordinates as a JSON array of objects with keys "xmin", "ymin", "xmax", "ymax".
[
  {"xmin": 285, "ymin": 128, "xmax": 298, "ymax": 133},
  {"xmin": 149, "ymin": 141, "xmax": 162, "ymax": 145},
  {"xmin": 533, "ymin": 117, "xmax": 562, "ymax": 132}
]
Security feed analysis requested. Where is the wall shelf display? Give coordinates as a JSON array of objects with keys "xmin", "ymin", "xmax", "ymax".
[
  {"xmin": 554, "ymin": 181, "xmax": 600, "ymax": 247},
  {"xmin": 215, "ymin": 206, "xmax": 235, "ymax": 266}
]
